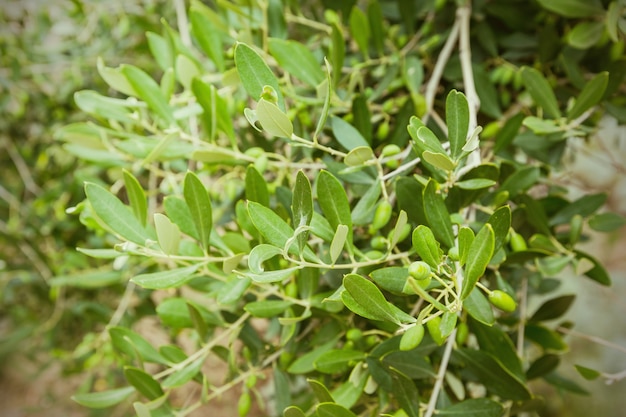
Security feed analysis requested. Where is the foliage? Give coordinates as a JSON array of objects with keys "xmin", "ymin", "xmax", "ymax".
[{"xmin": 49, "ymin": 0, "xmax": 626, "ymax": 416}]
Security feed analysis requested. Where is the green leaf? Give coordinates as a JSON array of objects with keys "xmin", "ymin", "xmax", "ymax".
[
  {"xmin": 235, "ymin": 42, "xmax": 284, "ymax": 110},
  {"xmin": 156, "ymin": 298, "xmax": 193, "ymax": 328},
  {"xmin": 248, "ymin": 201, "xmax": 294, "ymax": 249},
  {"xmin": 246, "ymin": 165, "xmax": 270, "ymax": 207},
  {"xmin": 217, "ymin": 276, "xmax": 251, "ymax": 304},
  {"xmin": 367, "ymin": 0, "xmax": 385, "ymax": 54},
  {"xmin": 191, "ymin": 78, "xmax": 221, "ymax": 142},
  {"xmin": 549, "ymin": 193, "xmax": 606, "ymax": 226},
  {"xmin": 308, "ymin": 379, "xmax": 335, "ymax": 403},
  {"xmin": 248, "ymin": 244, "xmax": 283, "ymax": 274},
  {"xmin": 246, "ymin": 267, "xmax": 301, "ymax": 284},
  {"xmin": 331, "ymin": 116, "xmax": 370, "ymax": 151},
  {"xmin": 530, "ymin": 295, "xmax": 576, "ymax": 322},
  {"xmin": 422, "ymin": 151, "xmax": 456, "ymax": 171},
  {"xmin": 283, "ymin": 406, "xmax": 307, "ymax": 417},
  {"xmin": 50, "ymin": 270, "xmax": 123, "ymax": 289},
  {"xmin": 123, "ymin": 170, "xmax": 147, "ymax": 227},
  {"xmin": 109, "ymin": 326, "xmax": 167, "ymax": 364},
  {"xmin": 330, "ymin": 224, "xmax": 349, "ymax": 264},
  {"xmin": 536, "ymin": 0, "xmax": 604, "ymax": 18},
  {"xmin": 315, "ymin": 349, "xmax": 365, "ymax": 374},
  {"xmin": 189, "ymin": 6, "xmax": 225, "ymax": 71},
  {"xmin": 72, "ymin": 386, "xmax": 135, "ymax": 409},
  {"xmin": 344, "ymin": 146, "xmax": 374, "ymax": 167},
  {"xmin": 314, "ymin": 59, "xmax": 332, "ymax": 141},
  {"xmin": 162, "ymin": 356, "xmax": 204, "ymax": 388},
  {"xmin": 574, "ymin": 250, "xmax": 611, "ymax": 286},
  {"xmin": 256, "ymin": 98, "xmax": 293, "ymax": 138},
  {"xmin": 568, "ymin": 72, "xmax": 609, "ymax": 119},
  {"xmin": 588, "ymin": 212, "xmax": 626, "ymax": 232},
  {"xmin": 461, "ymin": 224, "xmax": 495, "ymax": 300},
  {"xmin": 288, "ymin": 337, "xmax": 339, "ymax": 374},
  {"xmin": 349, "ymin": 6, "xmax": 370, "ymax": 58},
  {"xmin": 409, "ymin": 123, "xmax": 447, "ymax": 156},
  {"xmin": 131, "ymin": 265, "xmax": 200, "ymax": 290},
  {"xmin": 154, "ymin": 213, "xmax": 181, "ymax": 255},
  {"xmin": 330, "ymin": 23, "xmax": 345, "ymax": 88},
  {"xmin": 121, "ymin": 65, "xmax": 177, "ymax": 127},
  {"xmin": 390, "ymin": 210, "xmax": 409, "ymax": 248},
  {"xmin": 412, "ymin": 225, "xmax": 442, "ymax": 269},
  {"xmin": 446, "ymin": 90, "xmax": 470, "ymax": 159},
  {"xmin": 343, "ymin": 274, "xmax": 415, "ymax": 325},
  {"xmin": 175, "ymin": 54, "xmax": 201, "ymax": 90},
  {"xmin": 74, "ymin": 91, "xmax": 134, "ymax": 123},
  {"xmin": 317, "ymin": 170, "xmax": 353, "ymax": 247},
  {"xmin": 470, "ymin": 319, "xmax": 524, "ymax": 380},
  {"xmin": 526, "ymin": 354, "xmax": 560, "ymax": 380},
  {"xmin": 268, "ymin": 38, "xmax": 324, "ymax": 86},
  {"xmin": 523, "ymin": 117, "xmax": 562, "ymax": 134},
  {"xmin": 423, "ymin": 180, "xmax": 454, "ymax": 248},
  {"xmin": 520, "ymin": 67, "xmax": 561, "ymax": 119},
  {"xmin": 455, "ymin": 348, "xmax": 531, "ymax": 400},
  {"xmin": 568, "ymin": 21, "xmax": 604, "ymax": 49},
  {"xmin": 574, "ymin": 364, "xmax": 602, "ymax": 381},
  {"xmin": 487, "ymin": 205, "xmax": 511, "ymax": 253},
  {"xmin": 457, "ymin": 226, "xmax": 475, "ymax": 267},
  {"xmin": 371, "ymin": 267, "xmax": 410, "ymax": 294},
  {"xmin": 184, "ymin": 171, "xmax": 213, "ymax": 251},
  {"xmin": 317, "ymin": 402, "xmax": 358, "ymax": 417},
  {"xmin": 525, "ymin": 324, "xmax": 568, "ymax": 351},
  {"xmin": 403, "ymin": 55, "xmax": 424, "ymax": 103},
  {"xmin": 244, "ymin": 300, "xmax": 293, "ymax": 317},
  {"xmin": 124, "ymin": 367, "xmax": 163, "ymax": 400},
  {"xmin": 84, "ymin": 182, "xmax": 149, "ymax": 245},
  {"xmin": 390, "ymin": 369, "xmax": 420, "ymax": 417},
  {"xmin": 455, "ymin": 179, "xmax": 496, "ymax": 190},
  {"xmin": 464, "ymin": 288, "xmax": 495, "ymax": 326},
  {"xmin": 292, "ymin": 171, "xmax": 313, "ymax": 252},
  {"xmin": 97, "ymin": 58, "xmax": 138, "ymax": 97},
  {"xmin": 500, "ymin": 166, "xmax": 540, "ymax": 197},
  {"xmin": 439, "ymin": 399, "xmax": 503, "ymax": 417}
]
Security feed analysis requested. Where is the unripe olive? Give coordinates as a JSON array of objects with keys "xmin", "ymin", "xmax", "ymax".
[
  {"xmin": 365, "ymin": 334, "xmax": 380, "ymax": 347},
  {"xmin": 389, "ymin": 223, "xmax": 412, "ymax": 244},
  {"xmin": 370, "ymin": 201, "xmax": 393, "ymax": 232},
  {"xmin": 408, "ymin": 261, "xmax": 432, "ymax": 280},
  {"xmin": 426, "ymin": 316, "xmax": 445, "ymax": 345},
  {"xmin": 376, "ymin": 120, "xmax": 390, "ymax": 140},
  {"xmin": 569, "ymin": 214, "xmax": 583, "ymax": 246},
  {"xmin": 509, "ymin": 231, "xmax": 527, "ymax": 252},
  {"xmin": 245, "ymin": 374, "xmax": 257, "ymax": 389},
  {"xmin": 400, "ymin": 323, "xmax": 425, "ymax": 351},
  {"xmin": 285, "ymin": 281, "xmax": 298, "ymax": 299},
  {"xmin": 402, "ymin": 276, "xmax": 431, "ymax": 294},
  {"xmin": 238, "ymin": 391, "xmax": 251, "ymax": 417},
  {"xmin": 455, "ymin": 322, "xmax": 469, "ymax": 345},
  {"xmin": 346, "ymin": 328, "xmax": 363, "ymax": 342},
  {"xmin": 488, "ymin": 290, "xmax": 517, "ymax": 312},
  {"xmin": 371, "ymin": 236, "xmax": 388, "ymax": 251},
  {"xmin": 381, "ymin": 144, "xmax": 402, "ymax": 157},
  {"xmin": 447, "ymin": 246, "xmax": 460, "ymax": 261}
]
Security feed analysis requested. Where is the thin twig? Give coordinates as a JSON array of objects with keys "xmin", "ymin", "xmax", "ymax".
[{"xmin": 424, "ymin": 329, "xmax": 457, "ymax": 417}]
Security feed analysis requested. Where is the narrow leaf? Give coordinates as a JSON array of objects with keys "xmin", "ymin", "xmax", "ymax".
[
  {"xmin": 256, "ymin": 98, "xmax": 293, "ymax": 138},
  {"xmin": 122, "ymin": 65, "xmax": 177, "ymax": 126},
  {"xmin": 292, "ymin": 171, "xmax": 313, "ymax": 252},
  {"xmin": 154, "ymin": 213, "xmax": 181, "ymax": 255},
  {"xmin": 183, "ymin": 171, "xmax": 212, "ymax": 251},
  {"xmin": 131, "ymin": 265, "xmax": 200, "ymax": 290},
  {"xmin": 412, "ymin": 225, "xmax": 442, "ymax": 269},
  {"xmin": 123, "ymin": 170, "xmax": 147, "ymax": 227},
  {"xmin": 235, "ymin": 42, "xmax": 284, "ymax": 109},
  {"xmin": 317, "ymin": 170, "xmax": 353, "ymax": 247},
  {"xmin": 439, "ymin": 399, "xmax": 503, "ymax": 417},
  {"xmin": 331, "ymin": 116, "xmax": 369, "ymax": 151},
  {"xmin": 72, "ymin": 387, "xmax": 135, "ymax": 409},
  {"xmin": 124, "ymin": 367, "xmax": 163, "ymax": 400},
  {"xmin": 268, "ymin": 38, "xmax": 324, "ymax": 86},
  {"xmin": 330, "ymin": 224, "xmax": 349, "ymax": 264},
  {"xmin": 520, "ymin": 67, "xmax": 561, "ymax": 119},
  {"xmin": 461, "ymin": 224, "xmax": 495, "ymax": 300},
  {"xmin": 245, "ymin": 165, "xmax": 270, "ymax": 207},
  {"xmin": 423, "ymin": 179, "xmax": 455, "ymax": 248},
  {"xmin": 567, "ymin": 71, "xmax": 609, "ymax": 120},
  {"xmin": 446, "ymin": 90, "xmax": 470, "ymax": 159}
]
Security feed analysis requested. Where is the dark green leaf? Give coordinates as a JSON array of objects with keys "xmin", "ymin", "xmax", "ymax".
[
  {"xmin": 455, "ymin": 348, "xmax": 531, "ymax": 400},
  {"xmin": 520, "ymin": 67, "xmax": 561, "ymax": 119},
  {"xmin": 192, "ymin": 78, "xmax": 235, "ymax": 143},
  {"xmin": 526, "ymin": 354, "xmax": 560, "ymax": 380},
  {"xmin": 530, "ymin": 295, "xmax": 576, "ymax": 322},
  {"xmin": 234, "ymin": 42, "xmax": 284, "ymax": 109},
  {"xmin": 549, "ymin": 193, "xmax": 606, "ymax": 226},
  {"xmin": 487, "ymin": 205, "xmax": 511, "ymax": 253},
  {"xmin": 330, "ymin": 23, "xmax": 345, "ymax": 88},
  {"xmin": 331, "ymin": 116, "xmax": 370, "ymax": 151},
  {"xmin": 446, "ymin": 90, "xmax": 470, "ymax": 159},
  {"xmin": 390, "ymin": 369, "xmax": 420, "ymax": 417},
  {"xmin": 494, "ymin": 113, "xmax": 525, "ymax": 154},
  {"xmin": 464, "ymin": 288, "xmax": 495, "ymax": 326},
  {"xmin": 85, "ymin": 182, "xmax": 149, "ymax": 245},
  {"xmin": 500, "ymin": 166, "xmax": 540, "ymax": 197},
  {"xmin": 439, "ymin": 399, "xmax": 503, "ymax": 417},
  {"xmin": 245, "ymin": 165, "xmax": 270, "ymax": 207},
  {"xmin": 315, "ymin": 349, "xmax": 365, "ymax": 374},
  {"xmin": 124, "ymin": 367, "xmax": 163, "ymax": 400},
  {"xmin": 588, "ymin": 212, "xmax": 626, "ymax": 232},
  {"xmin": 525, "ymin": 324, "xmax": 567, "ymax": 351},
  {"xmin": 412, "ymin": 225, "xmax": 443, "ymax": 269},
  {"xmin": 461, "ymin": 224, "xmax": 495, "ymax": 300},
  {"xmin": 109, "ymin": 326, "xmax": 167, "ymax": 364},
  {"xmin": 574, "ymin": 250, "xmax": 611, "ymax": 286},
  {"xmin": 244, "ymin": 300, "xmax": 293, "ymax": 317},
  {"xmin": 574, "ymin": 364, "xmax": 602, "ymax": 381},
  {"xmin": 317, "ymin": 402, "xmax": 358, "ymax": 417},
  {"xmin": 162, "ymin": 356, "xmax": 204, "ymax": 388},
  {"xmin": 123, "ymin": 170, "xmax": 147, "ymax": 227},
  {"xmin": 568, "ymin": 71, "xmax": 608, "ymax": 119},
  {"xmin": 269, "ymin": 38, "xmax": 324, "ymax": 86},
  {"xmin": 423, "ymin": 180, "xmax": 454, "ymax": 248},
  {"xmin": 457, "ymin": 226, "xmax": 475, "ymax": 267},
  {"xmin": 308, "ymin": 379, "xmax": 335, "ymax": 403},
  {"xmin": 189, "ymin": 6, "xmax": 225, "ymax": 71},
  {"xmin": 317, "ymin": 170, "xmax": 353, "ymax": 247},
  {"xmin": 470, "ymin": 319, "xmax": 524, "ymax": 380},
  {"xmin": 536, "ymin": 0, "xmax": 604, "ymax": 18},
  {"xmin": 349, "ymin": 6, "xmax": 370, "ymax": 58}
]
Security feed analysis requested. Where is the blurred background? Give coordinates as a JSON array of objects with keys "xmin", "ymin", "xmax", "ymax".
[{"xmin": 1, "ymin": 1, "xmax": 625, "ymax": 416}]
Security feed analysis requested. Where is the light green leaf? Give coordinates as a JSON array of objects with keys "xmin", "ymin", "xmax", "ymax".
[
  {"xmin": 146, "ymin": 31, "xmax": 173, "ymax": 71},
  {"xmin": 248, "ymin": 201, "xmax": 293, "ymax": 249},
  {"xmin": 344, "ymin": 146, "xmax": 374, "ymax": 166},
  {"xmin": 283, "ymin": 406, "xmax": 307, "ymax": 417},
  {"xmin": 156, "ymin": 298, "xmax": 193, "ymax": 328},
  {"xmin": 248, "ymin": 244, "xmax": 283, "ymax": 274},
  {"xmin": 97, "ymin": 57, "xmax": 137, "ymax": 97},
  {"xmin": 162, "ymin": 356, "xmax": 204, "ymax": 388},
  {"xmin": 72, "ymin": 386, "xmax": 135, "ymax": 409},
  {"xmin": 50, "ymin": 270, "xmax": 123, "ymax": 289},
  {"xmin": 292, "ymin": 171, "xmax": 313, "ymax": 252},
  {"xmin": 331, "ymin": 116, "xmax": 370, "ymax": 151},
  {"xmin": 175, "ymin": 54, "xmax": 201, "ymax": 90},
  {"xmin": 268, "ymin": 38, "xmax": 324, "ymax": 86},
  {"xmin": 403, "ymin": 55, "xmax": 424, "ymax": 101},
  {"xmin": 217, "ymin": 276, "xmax": 251, "ymax": 304},
  {"xmin": 461, "ymin": 224, "xmax": 495, "ymax": 300},
  {"xmin": 235, "ymin": 42, "xmax": 284, "ymax": 110},
  {"xmin": 536, "ymin": 0, "xmax": 604, "ymax": 18},
  {"xmin": 317, "ymin": 402, "xmax": 358, "ymax": 417},
  {"xmin": 154, "ymin": 213, "xmax": 181, "ymax": 255},
  {"xmin": 308, "ymin": 379, "xmax": 335, "ymax": 403},
  {"xmin": 246, "ymin": 267, "xmax": 301, "ymax": 284},
  {"xmin": 457, "ymin": 226, "xmax": 475, "ymax": 267},
  {"xmin": 520, "ymin": 67, "xmax": 561, "ymax": 119},
  {"xmin": 189, "ymin": 6, "xmax": 225, "ymax": 71},
  {"xmin": 574, "ymin": 365, "xmax": 602, "ymax": 381},
  {"xmin": 567, "ymin": 71, "xmax": 609, "ymax": 120},
  {"xmin": 446, "ymin": 90, "xmax": 470, "ymax": 159},
  {"xmin": 408, "ymin": 123, "xmax": 447, "ymax": 156},
  {"xmin": 487, "ymin": 205, "xmax": 512, "ymax": 253},
  {"xmin": 523, "ymin": 117, "xmax": 562, "ymax": 134},
  {"xmin": 122, "ymin": 64, "xmax": 177, "ymax": 127},
  {"xmin": 245, "ymin": 300, "xmax": 293, "ymax": 317},
  {"xmin": 124, "ymin": 367, "xmax": 163, "ymax": 400},
  {"xmin": 315, "ymin": 349, "xmax": 365, "ymax": 374},
  {"xmin": 123, "ymin": 170, "xmax": 147, "ymax": 227},
  {"xmin": 439, "ymin": 399, "xmax": 503, "ymax": 417},
  {"xmin": 567, "ymin": 21, "xmax": 604, "ymax": 50},
  {"xmin": 191, "ymin": 78, "xmax": 235, "ymax": 143},
  {"xmin": 246, "ymin": 165, "xmax": 270, "ymax": 207},
  {"xmin": 588, "ymin": 212, "xmax": 626, "ymax": 232},
  {"xmin": 85, "ymin": 182, "xmax": 149, "ymax": 245},
  {"xmin": 422, "ymin": 151, "xmax": 456, "ymax": 171},
  {"xmin": 423, "ymin": 180, "xmax": 455, "ymax": 248},
  {"xmin": 456, "ymin": 179, "xmax": 496, "ymax": 190},
  {"xmin": 389, "ymin": 210, "xmax": 408, "ymax": 249},
  {"xmin": 352, "ymin": 182, "xmax": 381, "ymax": 225},
  {"xmin": 412, "ymin": 225, "xmax": 442, "ymax": 269},
  {"xmin": 256, "ymin": 98, "xmax": 293, "ymax": 138},
  {"xmin": 131, "ymin": 265, "xmax": 200, "ymax": 290},
  {"xmin": 330, "ymin": 224, "xmax": 349, "ymax": 264},
  {"xmin": 314, "ymin": 59, "xmax": 332, "ymax": 141},
  {"xmin": 317, "ymin": 170, "xmax": 353, "ymax": 247},
  {"xmin": 109, "ymin": 326, "xmax": 167, "ymax": 364},
  {"xmin": 349, "ymin": 6, "xmax": 370, "ymax": 58},
  {"xmin": 74, "ymin": 91, "xmax": 134, "ymax": 123},
  {"xmin": 183, "ymin": 171, "xmax": 213, "ymax": 251},
  {"xmin": 288, "ymin": 338, "xmax": 339, "ymax": 374}
]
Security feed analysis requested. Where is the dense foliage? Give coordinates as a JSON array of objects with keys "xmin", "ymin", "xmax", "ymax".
[{"xmin": 5, "ymin": 0, "xmax": 626, "ymax": 416}]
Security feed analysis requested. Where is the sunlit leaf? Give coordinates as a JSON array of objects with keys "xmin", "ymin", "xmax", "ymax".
[
  {"xmin": 235, "ymin": 42, "xmax": 284, "ymax": 109},
  {"xmin": 256, "ymin": 98, "xmax": 293, "ymax": 138},
  {"xmin": 72, "ymin": 387, "xmax": 135, "ymax": 409},
  {"xmin": 131, "ymin": 265, "xmax": 200, "ymax": 290}
]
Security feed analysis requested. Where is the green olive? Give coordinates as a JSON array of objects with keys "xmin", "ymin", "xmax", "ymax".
[
  {"xmin": 408, "ymin": 261, "xmax": 432, "ymax": 280},
  {"xmin": 488, "ymin": 290, "xmax": 517, "ymax": 312},
  {"xmin": 426, "ymin": 316, "xmax": 445, "ymax": 345},
  {"xmin": 346, "ymin": 328, "xmax": 363, "ymax": 342},
  {"xmin": 238, "ymin": 391, "xmax": 251, "ymax": 417},
  {"xmin": 400, "ymin": 323, "xmax": 425, "ymax": 351},
  {"xmin": 455, "ymin": 322, "xmax": 469, "ymax": 345},
  {"xmin": 509, "ymin": 231, "xmax": 527, "ymax": 252},
  {"xmin": 447, "ymin": 246, "xmax": 460, "ymax": 261},
  {"xmin": 370, "ymin": 200, "xmax": 393, "ymax": 232}
]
